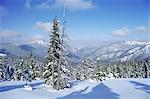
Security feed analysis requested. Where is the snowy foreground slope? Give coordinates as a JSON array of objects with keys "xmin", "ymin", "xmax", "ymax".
[{"xmin": 0, "ymin": 79, "xmax": 150, "ymax": 99}]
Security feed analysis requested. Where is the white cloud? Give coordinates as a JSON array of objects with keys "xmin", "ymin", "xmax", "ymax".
[
  {"xmin": 31, "ymin": 34, "xmax": 44, "ymax": 40},
  {"xmin": 112, "ymin": 27, "xmax": 129, "ymax": 37},
  {"xmin": 35, "ymin": 21, "xmax": 51, "ymax": 32},
  {"xmin": 112, "ymin": 25, "xmax": 148, "ymax": 37},
  {"xmin": 57, "ymin": 0, "xmax": 94, "ymax": 10},
  {"xmin": 0, "ymin": 29, "xmax": 23, "ymax": 42},
  {"xmin": 133, "ymin": 26, "xmax": 148, "ymax": 33},
  {"xmin": 25, "ymin": 0, "xmax": 94, "ymax": 11},
  {"xmin": 0, "ymin": 30, "xmax": 21, "ymax": 39}
]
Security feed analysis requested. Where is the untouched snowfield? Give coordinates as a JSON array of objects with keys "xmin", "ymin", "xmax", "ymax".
[{"xmin": 0, "ymin": 79, "xmax": 150, "ymax": 99}]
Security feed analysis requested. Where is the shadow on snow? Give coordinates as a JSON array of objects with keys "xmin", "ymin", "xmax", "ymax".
[
  {"xmin": 57, "ymin": 83, "xmax": 119, "ymax": 99},
  {"xmin": 0, "ymin": 82, "xmax": 43, "ymax": 92},
  {"xmin": 130, "ymin": 81, "xmax": 150, "ymax": 94}
]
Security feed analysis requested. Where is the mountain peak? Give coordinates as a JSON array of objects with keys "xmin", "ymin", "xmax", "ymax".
[{"xmin": 29, "ymin": 40, "xmax": 47, "ymax": 46}]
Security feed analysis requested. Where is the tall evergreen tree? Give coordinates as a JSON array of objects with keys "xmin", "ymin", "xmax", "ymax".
[
  {"xmin": 143, "ymin": 59, "xmax": 148, "ymax": 78},
  {"xmin": 81, "ymin": 59, "xmax": 96, "ymax": 80},
  {"xmin": 94, "ymin": 67, "xmax": 107, "ymax": 81},
  {"xmin": 28, "ymin": 53, "xmax": 38, "ymax": 80},
  {"xmin": 23, "ymin": 61, "xmax": 31, "ymax": 86},
  {"xmin": 43, "ymin": 18, "xmax": 70, "ymax": 90},
  {"xmin": 0, "ymin": 56, "xmax": 10, "ymax": 81},
  {"xmin": 14, "ymin": 56, "xmax": 24, "ymax": 80},
  {"xmin": 0, "ymin": 56, "xmax": 5, "ymax": 81}
]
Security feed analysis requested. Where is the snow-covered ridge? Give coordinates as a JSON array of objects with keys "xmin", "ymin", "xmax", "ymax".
[
  {"xmin": 1, "ymin": 40, "xmax": 150, "ymax": 62},
  {"xmin": 77, "ymin": 40, "xmax": 150, "ymax": 62},
  {"xmin": 29, "ymin": 40, "xmax": 47, "ymax": 46},
  {"xmin": 125, "ymin": 40, "xmax": 150, "ymax": 46}
]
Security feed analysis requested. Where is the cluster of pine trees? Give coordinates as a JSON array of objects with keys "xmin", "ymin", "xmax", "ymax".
[
  {"xmin": 0, "ymin": 54, "xmax": 42, "ymax": 83},
  {"xmin": 74, "ymin": 59, "xmax": 149, "ymax": 81}
]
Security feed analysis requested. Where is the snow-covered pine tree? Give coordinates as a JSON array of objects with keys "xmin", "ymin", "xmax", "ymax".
[
  {"xmin": 43, "ymin": 18, "xmax": 70, "ymax": 90},
  {"xmin": 94, "ymin": 64, "xmax": 107, "ymax": 81},
  {"xmin": 0, "ymin": 56, "xmax": 14, "ymax": 81},
  {"xmin": 134, "ymin": 61, "xmax": 140, "ymax": 78},
  {"xmin": 75, "ymin": 64, "xmax": 84, "ymax": 80},
  {"xmin": 8, "ymin": 58, "xmax": 15, "ymax": 80},
  {"xmin": 137, "ymin": 61, "xmax": 144, "ymax": 78},
  {"xmin": 127, "ymin": 60, "xmax": 141, "ymax": 78},
  {"xmin": 80, "ymin": 60, "xmax": 88, "ymax": 80},
  {"xmin": 115, "ymin": 64, "xmax": 122, "ymax": 78},
  {"xmin": 4, "ymin": 57, "xmax": 14, "ymax": 81},
  {"xmin": 0, "ymin": 56, "xmax": 5, "ymax": 81},
  {"xmin": 23, "ymin": 61, "xmax": 31, "ymax": 86},
  {"xmin": 12, "ymin": 58, "xmax": 18, "ymax": 80},
  {"xmin": 107, "ymin": 64, "xmax": 118, "ymax": 78},
  {"xmin": 28, "ymin": 53, "xmax": 38, "ymax": 80},
  {"xmin": 0, "ymin": 56, "xmax": 10, "ymax": 81},
  {"xmin": 143, "ymin": 59, "xmax": 148, "ymax": 78},
  {"xmin": 82, "ymin": 59, "xmax": 96, "ymax": 80},
  {"xmin": 15, "ymin": 56, "xmax": 24, "ymax": 80}
]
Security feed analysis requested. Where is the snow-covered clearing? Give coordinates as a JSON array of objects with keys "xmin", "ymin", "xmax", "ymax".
[{"xmin": 0, "ymin": 79, "xmax": 150, "ymax": 99}]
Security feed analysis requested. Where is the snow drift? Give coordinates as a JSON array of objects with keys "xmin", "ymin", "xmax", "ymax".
[{"xmin": 0, "ymin": 79, "xmax": 150, "ymax": 99}]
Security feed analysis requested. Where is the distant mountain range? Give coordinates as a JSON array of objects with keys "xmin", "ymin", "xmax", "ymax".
[
  {"xmin": 0, "ymin": 40, "xmax": 80, "ymax": 62},
  {"xmin": 77, "ymin": 40, "xmax": 150, "ymax": 62},
  {"xmin": 0, "ymin": 40, "xmax": 150, "ymax": 63}
]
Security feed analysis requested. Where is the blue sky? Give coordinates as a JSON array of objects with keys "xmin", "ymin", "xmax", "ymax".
[{"xmin": 0, "ymin": 0, "xmax": 149, "ymax": 48}]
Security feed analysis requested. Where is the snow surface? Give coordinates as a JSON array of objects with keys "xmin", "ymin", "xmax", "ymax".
[
  {"xmin": 0, "ymin": 79, "xmax": 150, "ymax": 99},
  {"xmin": 0, "ymin": 53, "xmax": 6, "ymax": 57},
  {"xmin": 24, "ymin": 85, "xmax": 33, "ymax": 91}
]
